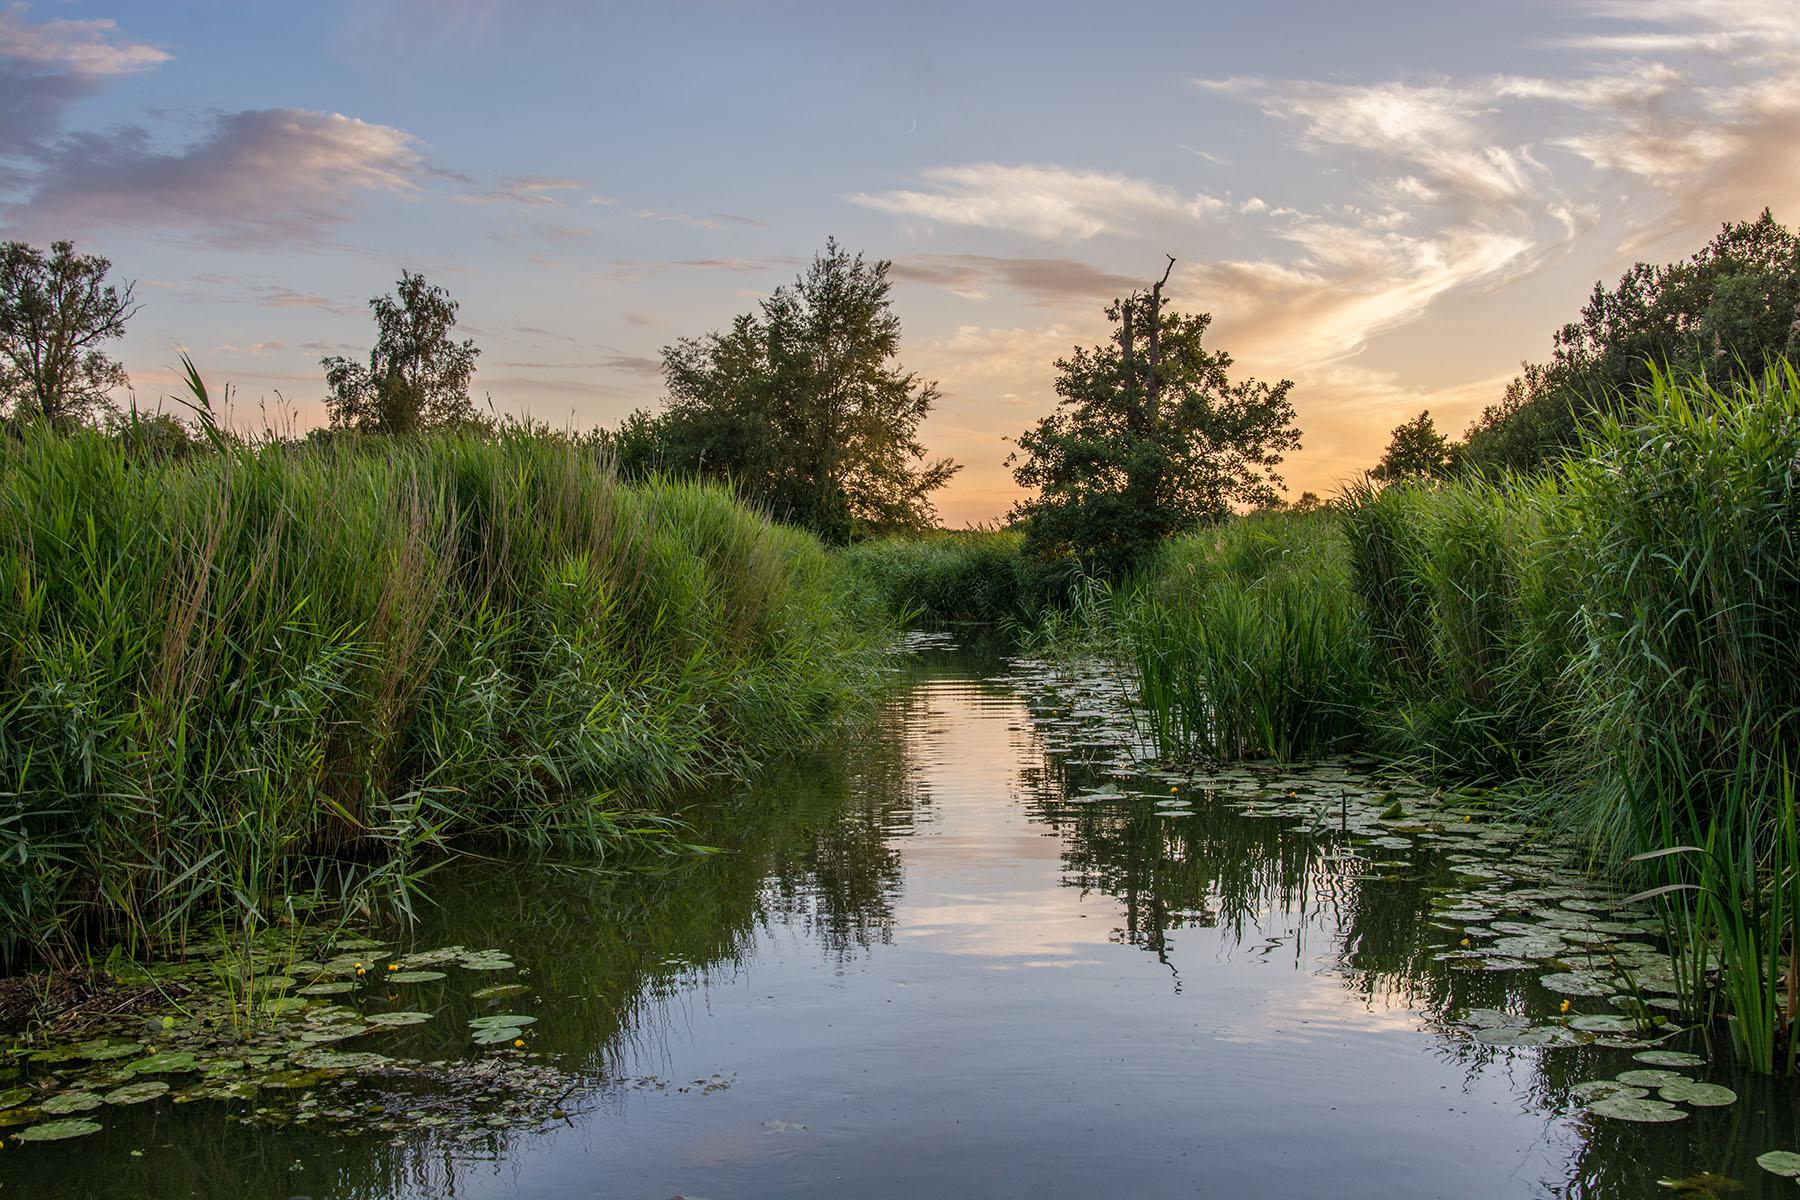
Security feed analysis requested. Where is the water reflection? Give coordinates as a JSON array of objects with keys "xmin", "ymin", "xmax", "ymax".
[{"xmin": 6, "ymin": 639, "xmax": 1796, "ymax": 1199}]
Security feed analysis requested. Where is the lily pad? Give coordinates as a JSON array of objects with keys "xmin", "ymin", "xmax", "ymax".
[
  {"xmin": 386, "ymin": 970, "xmax": 446, "ymax": 983},
  {"xmin": 1569, "ymin": 1014, "xmax": 1637, "ymax": 1033},
  {"xmin": 1570, "ymin": 1080, "xmax": 1648, "ymax": 1103},
  {"xmin": 0, "ymin": 1087, "xmax": 32, "ymax": 1110},
  {"xmin": 76, "ymin": 1039, "xmax": 144, "ymax": 1062},
  {"xmin": 471, "ymin": 984, "xmax": 530, "ymax": 1001},
  {"xmin": 1540, "ymin": 971, "xmax": 1612, "ymax": 997},
  {"xmin": 298, "ymin": 982, "xmax": 357, "ymax": 996},
  {"xmin": 471, "ymin": 1026, "xmax": 524, "ymax": 1046},
  {"xmin": 1633, "ymin": 1050, "xmax": 1705, "ymax": 1067},
  {"xmin": 365, "ymin": 1011, "xmax": 433, "ymax": 1027},
  {"xmin": 1617, "ymin": 1069, "xmax": 1689, "ymax": 1087},
  {"xmin": 468, "ymin": 1014, "xmax": 536, "ymax": 1030},
  {"xmin": 1587, "ymin": 1096, "xmax": 1688, "ymax": 1122},
  {"xmin": 1757, "ymin": 1150, "xmax": 1800, "ymax": 1178},
  {"xmin": 13, "ymin": 1118, "xmax": 102, "ymax": 1142},
  {"xmin": 39, "ymin": 1091, "xmax": 103, "ymax": 1115},
  {"xmin": 126, "ymin": 1052, "xmax": 199, "ymax": 1075},
  {"xmin": 1658, "ymin": 1081, "xmax": 1737, "ymax": 1107},
  {"xmin": 292, "ymin": 1050, "xmax": 392, "ymax": 1070},
  {"xmin": 103, "ymin": 1081, "xmax": 169, "ymax": 1105}
]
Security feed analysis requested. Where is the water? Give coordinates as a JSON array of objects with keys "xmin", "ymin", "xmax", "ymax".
[{"xmin": 6, "ymin": 639, "xmax": 1795, "ymax": 1197}]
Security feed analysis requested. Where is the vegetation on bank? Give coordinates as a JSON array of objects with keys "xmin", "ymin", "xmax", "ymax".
[
  {"xmin": 854, "ymin": 366, "xmax": 1800, "ymax": 1072},
  {"xmin": 0, "ymin": 427, "xmax": 888, "ymax": 969}
]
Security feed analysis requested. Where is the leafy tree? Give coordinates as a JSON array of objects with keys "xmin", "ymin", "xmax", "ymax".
[
  {"xmin": 639, "ymin": 239, "xmax": 958, "ymax": 542},
  {"xmin": 323, "ymin": 270, "xmax": 480, "ymax": 433},
  {"xmin": 1372, "ymin": 410, "xmax": 1458, "ymax": 482},
  {"xmin": 0, "ymin": 240, "xmax": 138, "ymax": 427},
  {"xmin": 1465, "ymin": 209, "xmax": 1800, "ymax": 472},
  {"xmin": 1009, "ymin": 260, "xmax": 1300, "ymax": 573}
]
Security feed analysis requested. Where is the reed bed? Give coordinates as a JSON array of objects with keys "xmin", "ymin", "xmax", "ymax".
[{"xmin": 0, "ymin": 427, "xmax": 886, "ymax": 967}]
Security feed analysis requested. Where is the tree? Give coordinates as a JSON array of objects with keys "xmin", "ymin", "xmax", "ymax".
[
  {"xmin": 1464, "ymin": 210, "xmax": 1800, "ymax": 472},
  {"xmin": 645, "ymin": 239, "xmax": 958, "ymax": 542},
  {"xmin": 1009, "ymin": 260, "xmax": 1300, "ymax": 573},
  {"xmin": 323, "ymin": 270, "xmax": 480, "ymax": 433},
  {"xmin": 1372, "ymin": 410, "xmax": 1458, "ymax": 482},
  {"xmin": 0, "ymin": 240, "xmax": 138, "ymax": 427}
]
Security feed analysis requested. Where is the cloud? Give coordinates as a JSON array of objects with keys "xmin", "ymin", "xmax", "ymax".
[
  {"xmin": 0, "ymin": 5, "xmax": 168, "ymax": 156},
  {"xmin": 889, "ymin": 254, "xmax": 1141, "ymax": 303},
  {"xmin": 465, "ymin": 174, "xmax": 584, "ymax": 207},
  {"xmin": 6, "ymin": 108, "xmax": 427, "ymax": 244},
  {"xmin": 0, "ymin": 5, "xmax": 168, "ymax": 75},
  {"xmin": 1201, "ymin": 78, "xmax": 1542, "ymax": 207},
  {"xmin": 849, "ymin": 163, "xmax": 1224, "ymax": 240}
]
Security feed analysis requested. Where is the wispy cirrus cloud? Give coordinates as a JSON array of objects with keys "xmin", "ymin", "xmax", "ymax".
[
  {"xmin": 849, "ymin": 163, "xmax": 1224, "ymax": 240},
  {"xmin": 889, "ymin": 254, "xmax": 1141, "ymax": 303}
]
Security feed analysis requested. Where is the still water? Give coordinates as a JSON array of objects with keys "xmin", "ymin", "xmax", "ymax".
[{"xmin": 8, "ymin": 638, "xmax": 1795, "ymax": 1198}]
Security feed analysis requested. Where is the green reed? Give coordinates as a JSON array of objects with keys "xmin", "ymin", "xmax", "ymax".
[{"xmin": 0, "ymin": 420, "xmax": 887, "ymax": 967}]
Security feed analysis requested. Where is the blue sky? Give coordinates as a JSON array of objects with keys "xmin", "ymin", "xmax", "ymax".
[{"xmin": 4, "ymin": 1, "xmax": 1797, "ymax": 522}]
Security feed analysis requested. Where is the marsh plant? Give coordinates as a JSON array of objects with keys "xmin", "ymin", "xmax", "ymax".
[{"xmin": 0, "ymin": 415, "xmax": 886, "ymax": 967}]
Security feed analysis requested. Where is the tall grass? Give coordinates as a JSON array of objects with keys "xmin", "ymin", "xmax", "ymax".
[
  {"xmin": 1124, "ymin": 511, "xmax": 1371, "ymax": 760},
  {"xmin": 1100, "ymin": 366, "xmax": 1800, "ymax": 1070},
  {"xmin": 0, "ymin": 426, "xmax": 885, "ymax": 967},
  {"xmin": 837, "ymin": 528, "xmax": 1076, "ymax": 624}
]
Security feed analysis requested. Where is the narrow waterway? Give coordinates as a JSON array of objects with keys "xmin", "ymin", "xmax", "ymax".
[{"xmin": 8, "ymin": 637, "xmax": 1793, "ymax": 1198}]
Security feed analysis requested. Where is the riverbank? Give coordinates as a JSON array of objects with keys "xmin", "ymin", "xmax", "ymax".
[
  {"xmin": 854, "ymin": 367, "xmax": 1800, "ymax": 1073},
  {"xmin": 0, "ymin": 429, "xmax": 891, "ymax": 970}
]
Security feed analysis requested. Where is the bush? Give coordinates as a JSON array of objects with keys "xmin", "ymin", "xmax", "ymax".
[{"xmin": 837, "ymin": 529, "xmax": 1077, "ymax": 623}]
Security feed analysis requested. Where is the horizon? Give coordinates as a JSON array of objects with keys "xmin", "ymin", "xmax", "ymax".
[{"xmin": 3, "ymin": 1, "xmax": 1796, "ymax": 523}]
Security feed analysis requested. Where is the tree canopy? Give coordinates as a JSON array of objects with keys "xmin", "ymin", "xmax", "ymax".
[
  {"xmin": 323, "ymin": 270, "xmax": 481, "ymax": 434},
  {"xmin": 1009, "ymin": 262, "xmax": 1300, "ymax": 574},
  {"xmin": 1463, "ymin": 209, "xmax": 1800, "ymax": 472},
  {"xmin": 0, "ymin": 240, "xmax": 137, "ymax": 428},
  {"xmin": 616, "ymin": 239, "xmax": 957, "ymax": 543},
  {"xmin": 1372, "ymin": 411, "xmax": 1459, "ymax": 482}
]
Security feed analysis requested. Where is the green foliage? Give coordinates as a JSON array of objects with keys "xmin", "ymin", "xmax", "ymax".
[
  {"xmin": 0, "ymin": 240, "xmax": 137, "ymax": 428},
  {"xmin": 323, "ymin": 270, "xmax": 481, "ymax": 434},
  {"xmin": 0, "ymin": 425, "xmax": 886, "ymax": 967},
  {"xmin": 1371, "ymin": 411, "xmax": 1459, "ymax": 482},
  {"xmin": 1338, "ymin": 476, "xmax": 1575, "ymax": 780},
  {"xmin": 616, "ymin": 240, "xmax": 957, "ymax": 543},
  {"xmin": 1122, "ymin": 510, "xmax": 1371, "ymax": 761},
  {"xmin": 837, "ymin": 529, "xmax": 1078, "ymax": 624},
  {"xmin": 1010, "ymin": 276, "xmax": 1300, "ymax": 576},
  {"xmin": 1464, "ymin": 209, "xmax": 1800, "ymax": 473}
]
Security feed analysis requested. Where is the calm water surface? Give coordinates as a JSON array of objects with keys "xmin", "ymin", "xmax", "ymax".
[{"xmin": 9, "ymin": 639, "xmax": 1795, "ymax": 1198}]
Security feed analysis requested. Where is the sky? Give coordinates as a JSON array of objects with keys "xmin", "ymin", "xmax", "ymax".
[{"xmin": 3, "ymin": 1, "xmax": 1798, "ymax": 525}]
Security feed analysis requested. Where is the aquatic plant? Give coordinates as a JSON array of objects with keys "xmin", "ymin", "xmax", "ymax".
[{"xmin": 0, "ymin": 415, "xmax": 888, "ymax": 966}]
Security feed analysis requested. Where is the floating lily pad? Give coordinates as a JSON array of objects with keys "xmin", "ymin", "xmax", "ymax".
[
  {"xmin": 0, "ymin": 1087, "xmax": 32, "ymax": 1110},
  {"xmin": 366, "ymin": 1011, "xmax": 433, "ymax": 1027},
  {"xmin": 1633, "ymin": 1050, "xmax": 1705, "ymax": 1067},
  {"xmin": 1617, "ymin": 1069, "xmax": 1689, "ymax": 1087},
  {"xmin": 1587, "ymin": 1096, "xmax": 1688, "ymax": 1122},
  {"xmin": 386, "ymin": 970, "xmax": 446, "ymax": 983},
  {"xmin": 471, "ymin": 984, "xmax": 530, "ymax": 1001},
  {"xmin": 1540, "ymin": 972, "xmax": 1612, "ymax": 997},
  {"xmin": 1570, "ymin": 1080, "xmax": 1648, "ymax": 1103},
  {"xmin": 39, "ymin": 1091, "xmax": 103, "ymax": 1115},
  {"xmin": 1757, "ymin": 1150, "xmax": 1800, "ymax": 1178},
  {"xmin": 292, "ymin": 1050, "xmax": 392, "ymax": 1070},
  {"xmin": 13, "ymin": 1117, "xmax": 102, "ymax": 1142},
  {"xmin": 103, "ymin": 1081, "xmax": 169, "ymax": 1105},
  {"xmin": 258, "ymin": 996, "xmax": 309, "ymax": 1016},
  {"xmin": 468, "ymin": 1014, "xmax": 536, "ymax": 1030},
  {"xmin": 298, "ymin": 982, "xmax": 357, "ymax": 996},
  {"xmin": 76, "ymin": 1039, "xmax": 144, "ymax": 1062},
  {"xmin": 259, "ymin": 1069, "xmax": 334, "ymax": 1089},
  {"xmin": 1658, "ymin": 1081, "xmax": 1737, "ymax": 1107},
  {"xmin": 471, "ymin": 1026, "xmax": 524, "ymax": 1046},
  {"xmin": 126, "ymin": 1052, "xmax": 199, "ymax": 1075},
  {"xmin": 1569, "ymin": 1014, "xmax": 1637, "ymax": 1033},
  {"xmin": 1474, "ymin": 1023, "xmax": 1582, "ymax": 1047}
]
